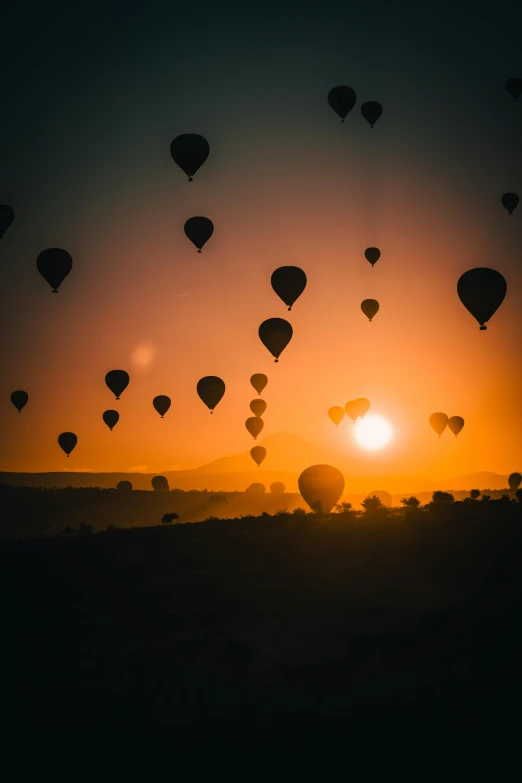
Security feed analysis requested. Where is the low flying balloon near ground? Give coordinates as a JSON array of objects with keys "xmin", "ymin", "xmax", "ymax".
[
  {"xmin": 246, "ymin": 483, "xmax": 265, "ymax": 496},
  {"xmin": 361, "ymin": 101, "xmax": 382, "ymax": 128},
  {"xmin": 258, "ymin": 318, "xmax": 293, "ymax": 362},
  {"xmin": 184, "ymin": 216, "xmax": 214, "ymax": 252},
  {"xmin": 364, "ymin": 247, "xmax": 380, "ymax": 267},
  {"xmin": 0, "ymin": 205, "xmax": 14, "ymax": 239},
  {"xmin": 508, "ymin": 472, "xmax": 522, "ymax": 490},
  {"xmin": 361, "ymin": 299, "xmax": 379, "ymax": 322},
  {"xmin": 197, "ymin": 376, "xmax": 225, "ymax": 413},
  {"xmin": 250, "ymin": 373, "xmax": 268, "ymax": 395},
  {"xmin": 36, "ymin": 248, "xmax": 72, "ymax": 293},
  {"xmin": 117, "ymin": 480, "xmax": 132, "ymax": 492},
  {"xmin": 151, "ymin": 475, "xmax": 169, "ymax": 492},
  {"xmin": 270, "ymin": 482, "xmax": 285, "ymax": 495},
  {"xmin": 328, "ymin": 406, "xmax": 345, "ymax": 427},
  {"xmin": 250, "ymin": 446, "xmax": 266, "ymax": 467},
  {"xmin": 501, "ymin": 192, "xmax": 519, "ymax": 215},
  {"xmin": 250, "ymin": 399, "xmax": 266, "ymax": 417},
  {"xmin": 506, "ymin": 78, "xmax": 522, "ymax": 101},
  {"xmin": 170, "ymin": 134, "xmax": 209, "ymax": 181},
  {"xmin": 11, "ymin": 390, "xmax": 28, "ymax": 412},
  {"xmin": 368, "ymin": 490, "xmax": 393, "ymax": 507},
  {"xmin": 448, "ymin": 416, "xmax": 464, "ymax": 437},
  {"xmin": 457, "ymin": 268, "xmax": 507, "ymax": 330},
  {"xmin": 58, "ymin": 432, "xmax": 77, "ymax": 457},
  {"xmin": 246, "ymin": 416, "xmax": 264, "ymax": 440},
  {"xmin": 153, "ymin": 395, "xmax": 171, "ymax": 418},
  {"xmin": 298, "ymin": 464, "xmax": 345, "ymax": 513},
  {"xmin": 102, "ymin": 410, "xmax": 119, "ymax": 431},
  {"xmin": 327, "ymin": 86, "xmax": 357, "ymax": 121},
  {"xmin": 105, "ymin": 370, "xmax": 130, "ymax": 400},
  {"xmin": 271, "ymin": 266, "xmax": 307, "ymax": 311},
  {"xmin": 429, "ymin": 412, "xmax": 448, "ymax": 437}
]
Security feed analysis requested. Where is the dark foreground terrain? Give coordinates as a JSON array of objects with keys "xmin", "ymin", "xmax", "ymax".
[{"xmin": 3, "ymin": 502, "xmax": 522, "ymax": 773}]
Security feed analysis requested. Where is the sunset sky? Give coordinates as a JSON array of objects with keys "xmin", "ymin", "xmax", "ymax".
[{"xmin": 1, "ymin": 0, "xmax": 521, "ymax": 480}]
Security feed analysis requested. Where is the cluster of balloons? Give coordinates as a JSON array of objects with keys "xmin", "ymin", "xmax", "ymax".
[
  {"xmin": 327, "ymin": 86, "xmax": 383, "ymax": 128},
  {"xmin": 328, "ymin": 397, "xmax": 370, "ymax": 427},
  {"xmin": 429, "ymin": 413, "xmax": 465, "ymax": 438},
  {"xmin": 249, "ymin": 373, "xmax": 268, "ymax": 465}
]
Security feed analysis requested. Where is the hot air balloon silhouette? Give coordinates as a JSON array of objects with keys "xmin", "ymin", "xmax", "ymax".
[
  {"xmin": 344, "ymin": 400, "xmax": 359, "ymax": 422},
  {"xmin": 250, "ymin": 399, "xmax": 267, "ymax": 417},
  {"xmin": 448, "ymin": 416, "xmax": 464, "ymax": 437},
  {"xmin": 153, "ymin": 395, "xmax": 171, "ymax": 418},
  {"xmin": 58, "ymin": 432, "xmax": 77, "ymax": 457},
  {"xmin": 246, "ymin": 416, "xmax": 264, "ymax": 440},
  {"xmin": 271, "ymin": 266, "xmax": 307, "ymax": 311},
  {"xmin": 10, "ymin": 390, "xmax": 28, "ymax": 412},
  {"xmin": 170, "ymin": 134, "xmax": 209, "ymax": 181},
  {"xmin": 328, "ymin": 406, "xmax": 345, "ymax": 427},
  {"xmin": 258, "ymin": 318, "xmax": 293, "ymax": 362},
  {"xmin": 270, "ymin": 481, "xmax": 285, "ymax": 495},
  {"xmin": 327, "ymin": 86, "xmax": 357, "ymax": 121},
  {"xmin": 105, "ymin": 370, "xmax": 130, "ymax": 400},
  {"xmin": 508, "ymin": 472, "xmax": 522, "ymax": 490},
  {"xmin": 151, "ymin": 475, "xmax": 169, "ymax": 492},
  {"xmin": 0, "ymin": 205, "xmax": 14, "ymax": 239},
  {"xmin": 184, "ymin": 217, "xmax": 214, "ymax": 252},
  {"xmin": 117, "ymin": 480, "xmax": 133, "ymax": 492},
  {"xmin": 365, "ymin": 247, "xmax": 380, "ymax": 267},
  {"xmin": 361, "ymin": 299, "xmax": 379, "ymax": 322},
  {"xmin": 102, "ymin": 410, "xmax": 119, "ymax": 431},
  {"xmin": 355, "ymin": 398, "xmax": 370, "ymax": 418},
  {"xmin": 506, "ymin": 78, "xmax": 522, "ymax": 101},
  {"xmin": 501, "ymin": 192, "xmax": 519, "ymax": 215},
  {"xmin": 250, "ymin": 446, "xmax": 266, "ymax": 467},
  {"xmin": 36, "ymin": 248, "xmax": 72, "ymax": 293},
  {"xmin": 429, "ymin": 412, "xmax": 448, "ymax": 437},
  {"xmin": 245, "ymin": 482, "xmax": 265, "ymax": 497},
  {"xmin": 250, "ymin": 373, "xmax": 268, "ymax": 395},
  {"xmin": 457, "ymin": 268, "xmax": 507, "ymax": 330},
  {"xmin": 298, "ymin": 464, "xmax": 345, "ymax": 514},
  {"xmin": 197, "ymin": 376, "xmax": 225, "ymax": 412},
  {"xmin": 361, "ymin": 101, "xmax": 382, "ymax": 128}
]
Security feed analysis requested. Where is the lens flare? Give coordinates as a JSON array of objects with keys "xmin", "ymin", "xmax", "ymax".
[{"xmin": 354, "ymin": 415, "xmax": 393, "ymax": 450}]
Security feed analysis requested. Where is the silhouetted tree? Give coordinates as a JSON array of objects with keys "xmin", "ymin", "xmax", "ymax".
[
  {"xmin": 292, "ymin": 507, "xmax": 306, "ymax": 516},
  {"xmin": 362, "ymin": 495, "xmax": 386, "ymax": 516},
  {"xmin": 431, "ymin": 491, "xmax": 455, "ymax": 505},
  {"xmin": 401, "ymin": 496, "xmax": 421, "ymax": 509},
  {"xmin": 516, "ymin": 489, "xmax": 522, "ymax": 503},
  {"xmin": 161, "ymin": 512, "xmax": 179, "ymax": 525},
  {"xmin": 335, "ymin": 501, "xmax": 355, "ymax": 515},
  {"xmin": 481, "ymin": 494, "xmax": 491, "ymax": 503},
  {"xmin": 469, "ymin": 489, "xmax": 481, "ymax": 501}
]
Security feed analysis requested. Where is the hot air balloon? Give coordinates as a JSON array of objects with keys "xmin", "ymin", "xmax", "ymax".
[
  {"xmin": 170, "ymin": 134, "xmax": 209, "ymax": 181},
  {"xmin": 36, "ymin": 248, "xmax": 72, "ymax": 293},
  {"xmin": 58, "ymin": 432, "xmax": 77, "ymax": 457},
  {"xmin": 368, "ymin": 490, "xmax": 393, "ymax": 507},
  {"xmin": 151, "ymin": 475, "xmax": 169, "ymax": 492},
  {"xmin": 245, "ymin": 482, "xmax": 265, "ymax": 496},
  {"xmin": 0, "ymin": 205, "xmax": 14, "ymax": 239},
  {"xmin": 105, "ymin": 370, "xmax": 130, "ymax": 400},
  {"xmin": 506, "ymin": 78, "xmax": 522, "ymax": 101},
  {"xmin": 271, "ymin": 266, "xmax": 307, "ymax": 311},
  {"xmin": 258, "ymin": 318, "xmax": 293, "ymax": 362},
  {"xmin": 501, "ymin": 192, "xmax": 519, "ymax": 215},
  {"xmin": 328, "ymin": 406, "xmax": 345, "ymax": 427},
  {"xmin": 270, "ymin": 482, "xmax": 285, "ymax": 495},
  {"xmin": 508, "ymin": 472, "xmax": 521, "ymax": 491},
  {"xmin": 361, "ymin": 299, "xmax": 379, "ymax": 321},
  {"xmin": 365, "ymin": 247, "xmax": 380, "ymax": 267},
  {"xmin": 429, "ymin": 412, "xmax": 448, "ymax": 437},
  {"xmin": 197, "ymin": 376, "xmax": 225, "ymax": 412},
  {"xmin": 344, "ymin": 400, "xmax": 359, "ymax": 422},
  {"xmin": 250, "ymin": 399, "xmax": 267, "ymax": 417},
  {"xmin": 457, "ymin": 268, "xmax": 507, "ymax": 330},
  {"xmin": 153, "ymin": 395, "xmax": 171, "ymax": 418},
  {"xmin": 448, "ymin": 416, "xmax": 464, "ymax": 437},
  {"xmin": 102, "ymin": 410, "xmax": 119, "ymax": 431},
  {"xmin": 361, "ymin": 101, "xmax": 382, "ymax": 128},
  {"xmin": 10, "ymin": 390, "xmax": 28, "ymax": 412},
  {"xmin": 250, "ymin": 373, "xmax": 267, "ymax": 395},
  {"xmin": 117, "ymin": 480, "xmax": 133, "ymax": 492},
  {"xmin": 250, "ymin": 446, "xmax": 266, "ymax": 467},
  {"xmin": 298, "ymin": 464, "xmax": 345, "ymax": 514},
  {"xmin": 246, "ymin": 416, "xmax": 264, "ymax": 440},
  {"xmin": 327, "ymin": 86, "xmax": 357, "ymax": 122},
  {"xmin": 355, "ymin": 398, "xmax": 370, "ymax": 418},
  {"xmin": 184, "ymin": 216, "xmax": 214, "ymax": 252}
]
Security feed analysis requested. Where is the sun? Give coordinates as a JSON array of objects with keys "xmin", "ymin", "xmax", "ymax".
[{"xmin": 354, "ymin": 415, "xmax": 393, "ymax": 451}]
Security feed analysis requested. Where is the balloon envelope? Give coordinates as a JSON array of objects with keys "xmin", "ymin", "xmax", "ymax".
[
  {"xmin": 197, "ymin": 376, "xmax": 225, "ymax": 412},
  {"xmin": 364, "ymin": 247, "xmax": 380, "ymax": 266},
  {"xmin": 328, "ymin": 406, "xmax": 345, "ymax": 427},
  {"xmin": 250, "ymin": 399, "xmax": 267, "ymax": 417},
  {"xmin": 508, "ymin": 472, "xmax": 521, "ymax": 490},
  {"xmin": 58, "ymin": 432, "xmax": 77, "ymax": 456},
  {"xmin": 327, "ymin": 86, "xmax": 357, "ymax": 121},
  {"xmin": 270, "ymin": 481, "xmax": 285, "ymax": 494},
  {"xmin": 448, "ymin": 416, "xmax": 464, "ymax": 437},
  {"xmin": 457, "ymin": 268, "xmax": 507, "ymax": 330},
  {"xmin": 250, "ymin": 446, "xmax": 266, "ymax": 467},
  {"xmin": 11, "ymin": 390, "xmax": 28, "ymax": 412},
  {"xmin": 271, "ymin": 266, "xmax": 307, "ymax": 310},
  {"xmin": 245, "ymin": 482, "xmax": 265, "ymax": 496},
  {"xmin": 105, "ymin": 370, "xmax": 130, "ymax": 400},
  {"xmin": 501, "ymin": 192, "xmax": 519, "ymax": 215},
  {"xmin": 298, "ymin": 464, "xmax": 345, "ymax": 513},
  {"xmin": 151, "ymin": 475, "xmax": 169, "ymax": 492},
  {"xmin": 36, "ymin": 248, "xmax": 72, "ymax": 293},
  {"xmin": 0, "ymin": 205, "xmax": 14, "ymax": 238},
  {"xmin": 102, "ymin": 410, "xmax": 119, "ymax": 431},
  {"xmin": 170, "ymin": 134, "xmax": 209, "ymax": 180},
  {"xmin": 361, "ymin": 101, "xmax": 382, "ymax": 127},
  {"xmin": 429, "ymin": 412, "xmax": 448, "ymax": 437},
  {"xmin": 117, "ymin": 480, "xmax": 133, "ymax": 492},
  {"xmin": 250, "ymin": 373, "xmax": 268, "ymax": 395},
  {"xmin": 368, "ymin": 490, "xmax": 393, "ymax": 507},
  {"xmin": 153, "ymin": 395, "xmax": 171, "ymax": 418},
  {"xmin": 258, "ymin": 318, "xmax": 293, "ymax": 361},
  {"xmin": 506, "ymin": 78, "xmax": 522, "ymax": 101},
  {"xmin": 355, "ymin": 398, "xmax": 370, "ymax": 418},
  {"xmin": 344, "ymin": 400, "xmax": 359, "ymax": 422},
  {"xmin": 246, "ymin": 416, "xmax": 264, "ymax": 440},
  {"xmin": 184, "ymin": 216, "xmax": 214, "ymax": 252},
  {"xmin": 361, "ymin": 299, "xmax": 379, "ymax": 321}
]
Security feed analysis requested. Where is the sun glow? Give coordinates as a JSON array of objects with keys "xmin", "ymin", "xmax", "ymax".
[{"xmin": 354, "ymin": 415, "xmax": 393, "ymax": 451}]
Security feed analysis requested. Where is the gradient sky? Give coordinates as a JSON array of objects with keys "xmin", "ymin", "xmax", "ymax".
[{"xmin": 1, "ymin": 0, "xmax": 521, "ymax": 478}]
